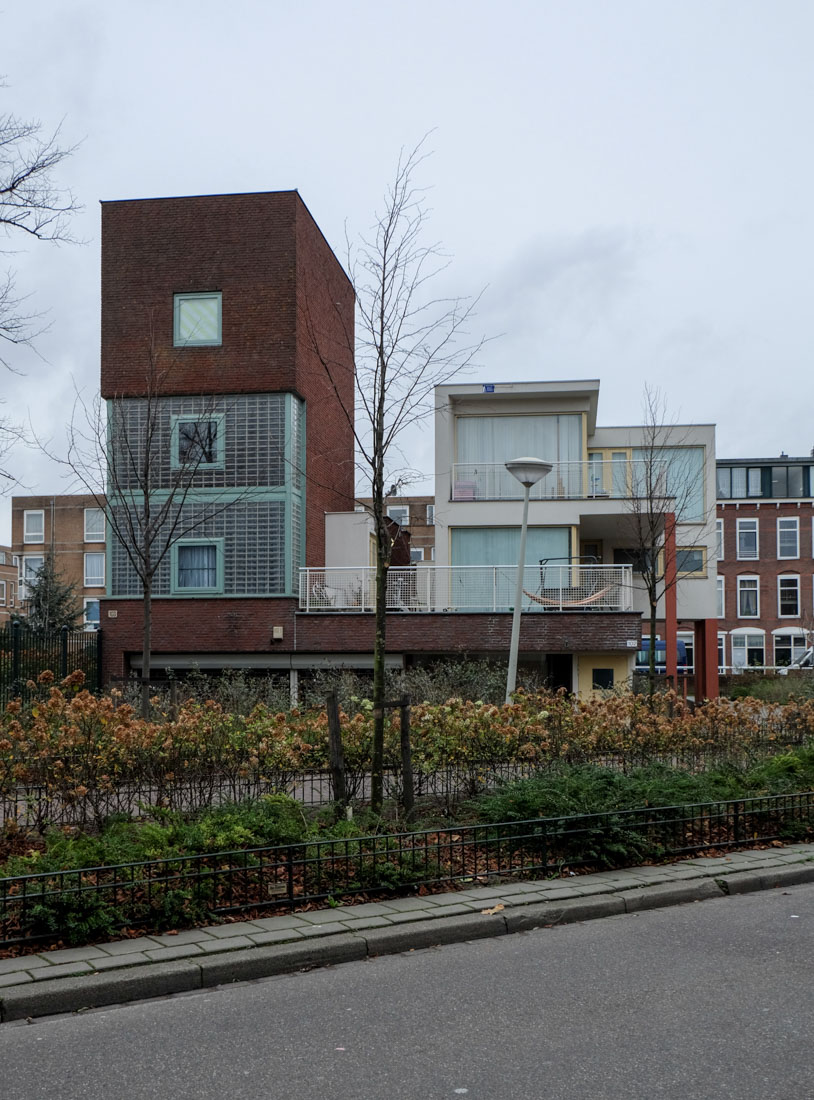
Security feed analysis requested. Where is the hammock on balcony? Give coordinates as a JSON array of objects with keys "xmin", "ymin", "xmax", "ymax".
[{"xmin": 522, "ymin": 585, "xmax": 616, "ymax": 608}]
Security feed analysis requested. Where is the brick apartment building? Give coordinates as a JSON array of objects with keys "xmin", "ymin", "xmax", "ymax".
[
  {"xmin": 99, "ymin": 191, "xmax": 356, "ymax": 683},
  {"xmin": 716, "ymin": 455, "xmax": 814, "ymax": 670},
  {"xmin": 10, "ymin": 496, "xmax": 106, "ymax": 629},
  {"xmin": 0, "ymin": 546, "xmax": 18, "ymax": 624}
]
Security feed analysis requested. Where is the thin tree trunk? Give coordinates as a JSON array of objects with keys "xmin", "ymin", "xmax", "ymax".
[{"xmin": 141, "ymin": 573, "xmax": 152, "ymax": 720}]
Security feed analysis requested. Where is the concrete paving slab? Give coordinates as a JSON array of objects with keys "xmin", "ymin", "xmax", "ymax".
[
  {"xmin": 0, "ymin": 955, "xmax": 50, "ymax": 975},
  {"xmin": 298, "ymin": 922, "xmax": 348, "ymax": 938},
  {"xmin": 90, "ymin": 953, "xmax": 150, "ymax": 971},
  {"xmin": 32, "ymin": 961, "xmax": 94, "ymax": 981},
  {"xmin": 97, "ymin": 936, "xmax": 162, "ymax": 955},
  {"xmin": 377, "ymin": 896, "xmax": 437, "ymax": 912},
  {"xmin": 198, "ymin": 936, "xmax": 254, "ymax": 954},
  {"xmin": 337, "ymin": 916, "xmax": 393, "ymax": 932},
  {"xmin": 296, "ymin": 909, "xmax": 355, "ymax": 925},
  {"xmin": 144, "ymin": 944, "xmax": 204, "ymax": 963},
  {"xmin": 199, "ymin": 922, "xmax": 265, "ymax": 938},
  {"xmin": 250, "ymin": 914, "xmax": 310, "ymax": 932},
  {"xmin": 248, "ymin": 928, "xmax": 305, "ymax": 946},
  {"xmin": 0, "ymin": 971, "xmax": 33, "ymax": 988},
  {"xmin": 329, "ymin": 902, "xmax": 398, "ymax": 918},
  {"xmin": 146, "ymin": 929, "xmax": 216, "ymax": 947},
  {"xmin": 40, "ymin": 945, "xmax": 110, "ymax": 965}
]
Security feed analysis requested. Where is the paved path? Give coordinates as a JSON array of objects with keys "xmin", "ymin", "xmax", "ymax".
[{"xmin": 2, "ymin": 842, "xmax": 814, "ymax": 1022}]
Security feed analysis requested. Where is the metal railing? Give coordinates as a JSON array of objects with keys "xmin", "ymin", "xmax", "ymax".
[
  {"xmin": 0, "ymin": 621, "xmax": 102, "ymax": 707},
  {"xmin": 451, "ymin": 459, "xmax": 668, "ymax": 501},
  {"xmin": 299, "ymin": 563, "xmax": 634, "ymax": 612},
  {"xmin": 2, "ymin": 791, "xmax": 811, "ymax": 948}
]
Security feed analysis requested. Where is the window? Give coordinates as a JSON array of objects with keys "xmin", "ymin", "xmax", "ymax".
[
  {"xmin": 12, "ymin": 555, "xmax": 18, "ymax": 567},
  {"xmin": 613, "ymin": 547, "xmax": 657, "ymax": 573},
  {"xmin": 172, "ymin": 540, "xmax": 224, "ymax": 594},
  {"xmin": 718, "ymin": 633, "xmax": 726, "ymax": 673},
  {"xmin": 409, "ymin": 548, "xmax": 423, "ymax": 563},
  {"xmin": 716, "ymin": 519, "xmax": 724, "ymax": 561},
  {"xmin": 21, "ymin": 555, "xmax": 44, "ymax": 597},
  {"xmin": 778, "ymin": 575, "xmax": 800, "ymax": 617},
  {"xmin": 717, "ymin": 576, "xmax": 725, "ymax": 619},
  {"xmin": 173, "ymin": 292, "xmax": 222, "ymax": 346},
  {"xmin": 171, "ymin": 415, "xmax": 224, "ymax": 469},
  {"xmin": 677, "ymin": 632, "xmax": 695, "ymax": 672},
  {"xmin": 631, "ymin": 446, "xmax": 705, "ymax": 522},
  {"xmin": 23, "ymin": 510, "xmax": 44, "ymax": 543},
  {"xmin": 83, "ymin": 598, "xmax": 100, "ymax": 632},
  {"xmin": 774, "ymin": 632, "xmax": 807, "ymax": 668},
  {"xmin": 731, "ymin": 631, "xmax": 765, "ymax": 668},
  {"xmin": 426, "ymin": 504, "xmax": 435, "ymax": 525},
  {"xmin": 0, "ymin": 551, "xmax": 5, "ymax": 565},
  {"xmin": 777, "ymin": 517, "xmax": 799, "ymax": 559},
  {"xmin": 736, "ymin": 519, "xmax": 758, "ymax": 560},
  {"xmin": 387, "ymin": 505, "xmax": 409, "ymax": 528},
  {"xmin": 737, "ymin": 576, "xmax": 759, "ymax": 618},
  {"xmin": 8, "ymin": 582, "xmax": 14, "ymax": 607},
  {"xmin": 592, "ymin": 668, "xmax": 614, "ymax": 690},
  {"xmin": 84, "ymin": 508, "xmax": 105, "ymax": 542},
  {"xmin": 0, "ymin": 580, "xmax": 5, "ymax": 606},
  {"xmin": 84, "ymin": 552, "xmax": 105, "ymax": 588},
  {"xmin": 675, "ymin": 547, "xmax": 706, "ymax": 576},
  {"xmin": 717, "ymin": 466, "xmax": 762, "ymax": 499}
]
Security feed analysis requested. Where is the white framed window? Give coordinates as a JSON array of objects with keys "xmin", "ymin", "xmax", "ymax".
[
  {"xmin": 778, "ymin": 575, "xmax": 800, "ymax": 617},
  {"xmin": 84, "ymin": 507, "xmax": 105, "ymax": 542},
  {"xmin": 736, "ymin": 518, "xmax": 758, "ymax": 560},
  {"xmin": 84, "ymin": 552, "xmax": 105, "ymax": 588},
  {"xmin": 737, "ymin": 575, "xmax": 759, "ymax": 618},
  {"xmin": 23, "ymin": 509, "xmax": 44, "ymax": 544},
  {"xmin": 173, "ymin": 292, "xmax": 222, "ymax": 346},
  {"xmin": 426, "ymin": 504, "xmax": 435, "ymax": 525},
  {"xmin": 0, "ymin": 580, "xmax": 5, "ymax": 606},
  {"xmin": 716, "ymin": 518, "xmax": 724, "ymax": 561},
  {"xmin": 83, "ymin": 597, "xmax": 100, "ymax": 631},
  {"xmin": 0, "ymin": 551, "xmax": 5, "ymax": 565},
  {"xmin": 409, "ymin": 548, "xmax": 423, "ymax": 564},
  {"xmin": 677, "ymin": 631, "xmax": 695, "ymax": 672},
  {"xmin": 21, "ymin": 555, "xmax": 44, "ymax": 598},
  {"xmin": 387, "ymin": 505, "xmax": 409, "ymax": 528},
  {"xmin": 8, "ymin": 581, "xmax": 14, "ymax": 607},
  {"xmin": 777, "ymin": 517, "xmax": 799, "ymax": 559},
  {"xmin": 773, "ymin": 630, "xmax": 808, "ymax": 668},
  {"xmin": 12, "ymin": 555, "xmax": 18, "ymax": 567},
  {"xmin": 732, "ymin": 630, "xmax": 765, "ymax": 669},
  {"xmin": 171, "ymin": 540, "xmax": 224, "ymax": 594},
  {"xmin": 717, "ymin": 576, "xmax": 725, "ymax": 619},
  {"xmin": 718, "ymin": 632, "xmax": 727, "ymax": 673}
]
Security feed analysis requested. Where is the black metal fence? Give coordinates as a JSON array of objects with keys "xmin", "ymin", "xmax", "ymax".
[
  {"xmin": 2, "ymin": 790, "xmax": 812, "ymax": 949},
  {"xmin": 0, "ymin": 621, "xmax": 102, "ymax": 707}
]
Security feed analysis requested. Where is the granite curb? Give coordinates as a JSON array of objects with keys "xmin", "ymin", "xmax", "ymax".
[{"xmin": 2, "ymin": 845, "xmax": 813, "ymax": 1023}]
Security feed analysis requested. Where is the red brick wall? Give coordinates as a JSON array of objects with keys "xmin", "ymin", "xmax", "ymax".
[{"xmin": 101, "ymin": 598, "xmax": 641, "ymax": 682}]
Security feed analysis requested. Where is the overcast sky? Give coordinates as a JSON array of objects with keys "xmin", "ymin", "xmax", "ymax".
[{"xmin": 2, "ymin": 0, "xmax": 813, "ymax": 542}]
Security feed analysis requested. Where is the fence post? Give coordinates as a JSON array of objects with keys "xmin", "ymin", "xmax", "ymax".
[
  {"xmin": 326, "ymin": 691, "xmax": 347, "ymax": 811},
  {"xmin": 96, "ymin": 628, "xmax": 103, "ymax": 693},
  {"xmin": 60, "ymin": 625, "xmax": 69, "ymax": 679},
  {"xmin": 400, "ymin": 693, "xmax": 415, "ymax": 821},
  {"xmin": 11, "ymin": 619, "xmax": 21, "ymax": 696}
]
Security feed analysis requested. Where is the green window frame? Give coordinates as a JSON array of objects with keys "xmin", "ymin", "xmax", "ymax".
[
  {"xmin": 173, "ymin": 292, "xmax": 222, "ymax": 347},
  {"xmin": 171, "ymin": 539, "xmax": 225, "ymax": 595},
  {"xmin": 170, "ymin": 414, "xmax": 225, "ymax": 470}
]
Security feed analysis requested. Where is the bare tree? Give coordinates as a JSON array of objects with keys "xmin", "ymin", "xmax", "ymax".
[
  {"xmin": 306, "ymin": 139, "xmax": 484, "ymax": 813},
  {"xmin": 1, "ymin": 101, "xmax": 79, "ymax": 365},
  {"xmin": 58, "ymin": 335, "xmax": 248, "ymax": 717},
  {"xmin": 624, "ymin": 385, "xmax": 711, "ymax": 696}
]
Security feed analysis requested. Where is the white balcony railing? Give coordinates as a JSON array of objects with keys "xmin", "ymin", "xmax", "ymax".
[
  {"xmin": 299, "ymin": 564, "xmax": 634, "ymax": 613},
  {"xmin": 451, "ymin": 460, "xmax": 666, "ymax": 502}
]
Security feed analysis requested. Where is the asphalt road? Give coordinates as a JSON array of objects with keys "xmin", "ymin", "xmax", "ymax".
[{"xmin": 3, "ymin": 884, "xmax": 813, "ymax": 1100}]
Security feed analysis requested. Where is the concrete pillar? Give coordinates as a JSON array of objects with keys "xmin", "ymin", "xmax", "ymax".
[{"xmin": 664, "ymin": 512, "xmax": 678, "ymax": 685}]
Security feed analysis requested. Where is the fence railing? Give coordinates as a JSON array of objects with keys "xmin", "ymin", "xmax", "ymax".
[
  {"xmin": 450, "ymin": 459, "xmax": 668, "ymax": 501},
  {"xmin": 298, "ymin": 564, "xmax": 634, "ymax": 613},
  {"xmin": 2, "ymin": 791, "xmax": 811, "ymax": 948},
  {"xmin": 0, "ymin": 622, "xmax": 102, "ymax": 707}
]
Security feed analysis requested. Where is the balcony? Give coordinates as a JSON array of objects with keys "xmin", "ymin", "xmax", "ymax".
[
  {"xmin": 299, "ymin": 564, "xmax": 634, "ymax": 613},
  {"xmin": 451, "ymin": 460, "xmax": 659, "ymax": 502}
]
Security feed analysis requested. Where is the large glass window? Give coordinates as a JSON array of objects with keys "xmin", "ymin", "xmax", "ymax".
[
  {"xmin": 774, "ymin": 632, "xmax": 807, "ymax": 667},
  {"xmin": 737, "ymin": 576, "xmax": 759, "ymax": 618},
  {"xmin": 172, "ymin": 541, "xmax": 223, "ymax": 594},
  {"xmin": 778, "ymin": 575, "xmax": 800, "ymax": 617},
  {"xmin": 84, "ymin": 553, "xmax": 105, "ymax": 587},
  {"xmin": 84, "ymin": 508, "xmax": 105, "ymax": 542},
  {"xmin": 732, "ymin": 631, "xmax": 765, "ymax": 668},
  {"xmin": 23, "ymin": 510, "xmax": 44, "ymax": 543},
  {"xmin": 777, "ymin": 517, "xmax": 800, "ymax": 559},
  {"xmin": 631, "ymin": 446, "xmax": 705, "ymax": 522},
  {"xmin": 717, "ymin": 576, "xmax": 724, "ymax": 618},
  {"xmin": 171, "ymin": 415, "xmax": 224, "ymax": 469},
  {"xmin": 737, "ymin": 519, "xmax": 758, "ymax": 560},
  {"xmin": 173, "ymin": 292, "xmax": 222, "ymax": 346},
  {"xmin": 456, "ymin": 415, "xmax": 582, "ymax": 467}
]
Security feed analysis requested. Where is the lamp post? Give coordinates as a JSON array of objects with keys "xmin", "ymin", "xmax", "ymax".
[{"xmin": 505, "ymin": 457, "xmax": 552, "ymax": 704}]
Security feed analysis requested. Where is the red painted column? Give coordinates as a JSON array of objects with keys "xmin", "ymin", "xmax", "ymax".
[
  {"xmin": 664, "ymin": 512, "xmax": 678, "ymax": 685},
  {"xmin": 703, "ymin": 617, "xmax": 719, "ymax": 700}
]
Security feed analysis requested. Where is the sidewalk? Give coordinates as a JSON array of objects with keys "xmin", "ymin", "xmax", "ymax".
[{"xmin": 2, "ymin": 843, "xmax": 814, "ymax": 1023}]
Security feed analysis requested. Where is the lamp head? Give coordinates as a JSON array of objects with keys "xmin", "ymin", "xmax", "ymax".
[{"xmin": 504, "ymin": 457, "xmax": 553, "ymax": 488}]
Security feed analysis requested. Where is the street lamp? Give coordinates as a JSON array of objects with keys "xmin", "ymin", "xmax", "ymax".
[{"xmin": 505, "ymin": 457, "xmax": 552, "ymax": 704}]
